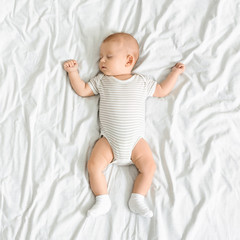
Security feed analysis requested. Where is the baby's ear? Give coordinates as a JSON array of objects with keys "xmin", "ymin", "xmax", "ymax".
[{"xmin": 126, "ymin": 55, "xmax": 134, "ymax": 67}]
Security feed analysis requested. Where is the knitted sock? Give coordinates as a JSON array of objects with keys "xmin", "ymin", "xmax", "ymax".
[
  {"xmin": 128, "ymin": 193, "xmax": 153, "ymax": 218},
  {"xmin": 87, "ymin": 194, "xmax": 111, "ymax": 217}
]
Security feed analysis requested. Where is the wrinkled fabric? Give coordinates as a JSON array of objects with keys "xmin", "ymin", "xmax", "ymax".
[{"xmin": 0, "ymin": 0, "xmax": 240, "ymax": 239}]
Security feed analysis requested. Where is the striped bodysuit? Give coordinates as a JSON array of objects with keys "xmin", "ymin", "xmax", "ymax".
[{"xmin": 88, "ymin": 73, "xmax": 157, "ymax": 165}]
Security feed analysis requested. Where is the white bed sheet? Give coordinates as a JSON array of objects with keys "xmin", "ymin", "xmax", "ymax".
[{"xmin": 1, "ymin": 0, "xmax": 240, "ymax": 239}]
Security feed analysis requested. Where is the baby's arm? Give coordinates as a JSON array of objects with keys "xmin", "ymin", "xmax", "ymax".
[
  {"xmin": 63, "ymin": 60, "xmax": 94, "ymax": 97},
  {"xmin": 153, "ymin": 63, "xmax": 185, "ymax": 98}
]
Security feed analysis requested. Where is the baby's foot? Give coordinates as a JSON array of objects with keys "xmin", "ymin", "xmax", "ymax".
[
  {"xmin": 128, "ymin": 193, "xmax": 153, "ymax": 218},
  {"xmin": 87, "ymin": 194, "xmax": 111, "ymax": 217}
]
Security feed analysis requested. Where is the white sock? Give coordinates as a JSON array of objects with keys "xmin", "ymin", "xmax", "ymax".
[
  {"xmin": 128, "ymin": 193, "xmax": 153, "ymax": 218},
  {"xmin": 87, "ymin": 194, "xmax": 111, "ymax": 217}
]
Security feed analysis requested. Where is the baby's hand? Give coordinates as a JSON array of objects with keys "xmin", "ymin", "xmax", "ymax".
[
  {"xmin": 171, "ymin": 62, "xmax": 185, "ymax": 74},
  {"xmin": 63, "ymin": 60, "xmax": 78, "ymax": 73}
]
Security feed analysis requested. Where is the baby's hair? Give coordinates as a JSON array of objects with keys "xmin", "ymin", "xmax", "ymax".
[
  {"xmin": 103, "ymin": 32, "xmax": 139, "ymax": 65},
  {"xmin": 103, "ymin": 32, "xmax": 135, "ymax": 42}
]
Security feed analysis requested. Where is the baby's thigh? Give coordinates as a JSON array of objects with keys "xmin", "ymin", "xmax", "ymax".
[
  {"xmin": 88, "ymin": 137, "xmax": 114, "ymax": 171},
  {"xmin": 131, "ymin": 138, "xmax": 155, "ymax": 172}
]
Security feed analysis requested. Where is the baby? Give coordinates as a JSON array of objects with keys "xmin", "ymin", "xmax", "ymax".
[{"xmin": 63, "ymin": 33, "xmax": 185, "ymax": 218}]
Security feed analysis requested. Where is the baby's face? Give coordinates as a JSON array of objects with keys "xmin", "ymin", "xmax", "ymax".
[{"xmin": 99, "ymin": 41, "xmax": 129, "ymax": 76}]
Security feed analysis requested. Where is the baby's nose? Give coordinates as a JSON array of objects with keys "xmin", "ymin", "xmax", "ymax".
[{"xmin": 100, "ymin": 57, "xmax": 106, "ymax": 63}]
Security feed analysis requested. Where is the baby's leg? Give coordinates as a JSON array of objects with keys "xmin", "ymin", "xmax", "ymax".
[
  {"xmin": 129, "ymin": 138, "xmax": 156, "ymax": 217},
  {"xmin": 131, "ymin": 138, "xmax": 156, "ymax": 195},
  {"xmin": 87, "ymin": 137, "xmax": 114, "ymax": 217},
  {"xmin": 87, "ymin": 137, "xmax": 114, "ymax": 195}
]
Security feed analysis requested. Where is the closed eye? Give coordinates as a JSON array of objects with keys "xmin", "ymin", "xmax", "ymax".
[{"xmin": 98, "ymin": 55, "xmax": 113, "ymax": 61}]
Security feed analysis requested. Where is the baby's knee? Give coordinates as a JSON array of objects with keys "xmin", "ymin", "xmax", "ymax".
[
  {"xmin": 143, "ymin": 159, "xmax": 156, "ymax": 175},
  {"xmin": 87, "ymin": 158, "xmax": 107, "ymax": 174},
  {"xmin": 87, "ymin": 160, "xmax": 99, "ymax": 174},
  {"xmin": 150, "ymin": 160, "xmax": 157, "ymax": 173}
]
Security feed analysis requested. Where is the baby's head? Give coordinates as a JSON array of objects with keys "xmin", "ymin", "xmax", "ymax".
[{"xmin": 99, "ymin": 33, "xmax": 139, "ymax": 76}]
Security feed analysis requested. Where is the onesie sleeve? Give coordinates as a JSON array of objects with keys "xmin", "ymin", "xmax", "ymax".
[
  {"xmin": 87, "ymin": 73, "xmax": 104, "ymax": 95},
  {"xmin": 144, "ymin": 75, "xmax": 157, "ymax": 97}
]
